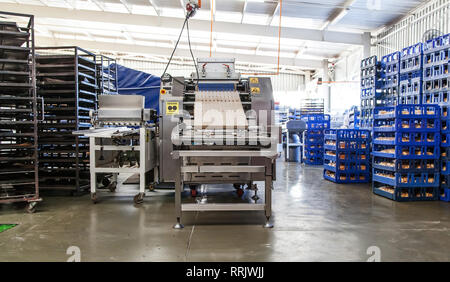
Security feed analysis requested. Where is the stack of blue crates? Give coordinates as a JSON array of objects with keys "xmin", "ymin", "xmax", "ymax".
[
  {"xmin": 422, "ymin": 34, "xmax": 450, "ymax": 202},
  {"xmin": 360, "ymin": 56, "xmax": 384, "ymax": 129},
  {"xmin": 323, "ymin": 129, "xmax": 371, "ymax": 183},
  {"xmin": 302, "ymin": 114, "xmax": 330, "ymax": 165},
  {"xmin": 422, "ymin": 34, "xmax": 450, "ymax": 106},
  {"xmin": 399, "ymin": 43, "xmax": 423, "ymax": 105},
  {"xmin": 380, "ymin": 52, "xmax": 401, "ymax": 107},
  {"xmin": 348, "ymin": 106, "xmax": 360, "ymax": 129},
  {"xmin": 372, "ymin": 104, "xmax": 441, "ymax": 201}
]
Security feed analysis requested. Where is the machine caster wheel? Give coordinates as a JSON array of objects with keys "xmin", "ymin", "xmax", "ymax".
[
  {"xmin": 101, "ymin": 176, "xmax": 111, "ymax": 188},
  {"xmin": 134, "ymin": 193, "xmax": 145, "ymax": 205},
  {"xmin": 107, "ymin": 182, "xmax": 117, "ymax": 193},
  {"xmin": 190, "ymin": 188, "xmax": 198, "ymax": 197},
  {"xmin": 91, "ymin": 193, "xmax": 98, "ymax": 204},
  {"xmin": 236, "ymin": 188, "xmax": 244, "ymax": 198},
  {"xmin": 148, "ymin": 184, "xmax": 155, "ymax": 192},
  {"xmin": 26, "ymin": 202, "xmax": 37, "ymax": 214}
]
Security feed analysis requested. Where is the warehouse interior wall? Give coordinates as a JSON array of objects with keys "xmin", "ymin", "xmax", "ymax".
[
  {"xmin": 118, "ymin": 58, "xmax": 306, "ymax": 108},
  {"xmin": 329, "ymin": 47, "xmax": 363, "ymax": 114}
]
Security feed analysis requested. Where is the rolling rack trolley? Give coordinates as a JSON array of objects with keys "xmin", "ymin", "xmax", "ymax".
[
  {"xmin": 74, "ymin": 95, "xmax": 158, "ymax": 204},
  {"xmin": 0, "ymin": 12, "xmax": 41, "ymax": 212},
  {"xmin": 36, "ymin": 47, "xmax": 98, "ymax": 194}
]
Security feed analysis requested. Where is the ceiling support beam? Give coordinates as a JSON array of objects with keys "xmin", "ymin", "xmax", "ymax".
[
  {"xmin": 320, "ymin": 0, "xmax": 356, "ymax": 31},
  {"xmin": 119, "ymin": 0, "xmax": 132, "ymax": 14},
  {"xmin": 241, "ymin": 0, "xmax": 247, "ymax": 24},
  {"xmin": 267, "ymin": 2, "xmax": 279, "ymax": 26},
  {"xmin": 148, "ymin": 0, "xmax": 160, "ymax": 16},
  {"xmin": 34, "ymin": 35, "xmax": 324, "ymax": 70},
  {"xmin": 0, "ymin": 3, "xmax": 365, "ymax": 45},
  {"xmin": 89, "ymin": 0, "xmax": 105, "ymax": 11}
]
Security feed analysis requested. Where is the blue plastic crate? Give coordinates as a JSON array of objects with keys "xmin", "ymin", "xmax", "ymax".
[
  {"xmin": 422, "ymin": 91, "xmax": 449, "ymax": 104},
  {"xmin": 324, "ymin": 159, "xmax": 370, "ymax": 173},
  {"xmin": 423, "ymin": 77, "xmax": 449, "ymax": 92},
  {"xmin": 400, "ymin": 76, "xmax": 422, "ymax": 96},
  {"xmin": 372, "ymin": 144, "xmax": 440, "ymax": 159},
  {"xmin": 373, "ymin": 157, "xmax": 439, "ymax": 173},
  {"xmin": 373, "ymin": 168, "xmax": 439, "ymax": 187},
  {"xmin": 361, "ymin": 56, "xmax": 378, "ymax": 68},
  {"xmin": 372, "ymin": 132, "xmax": 440, "ymax": 146},
  {"xmin": 304, "ymin": 157, "xmax": 324, "ymax": 165},
  {"xmin": 441, "ymin": 147, "xmax": 450, "ymax": 160},
  {"xmin": 423, "ymin": 64, "xmax": 449, "ymax": 79},
  {"xmin": 440, "ymin": 133, "xmax": 450, "ymax": 147},
  {"xmin": 324, "ymin": 169, "xmax": 370, "ymax": 184},
  {"xmin": 441, "ymin": 159, "xmax": 450, "ymax": 175},
  {"xmin": 377, "ymin": 95, "xmax": 398, "ymax": 107},
  {"xmin": 373, "ymin": 183, "xmax": 411, "ymax": 202},
  {"xmin": 423, "ymin": 34, "xmax": 450, "ymax": 53},
  {"xmin": 374, "ymin": 105, "xmax": 440, "ymax": 119},
  {"xmin": 324, "ymin": 141, "xmax": 369, "ymax": 152},
  {"xmin": 373, "ymin": 118, "xmax": 440, "ymax": 133},
  {"xmin": 382, "ymin": 52, "xmax": 401, "ymax": 68},
  {"xmin": 441, "ymin": 118, "xmax": 450, "ymax": 133},
  {"xmin": 324, "ymin": 150, "xmax": 369, "ymax": 162},
  {"xmin": 441, "ymin": 105, "xmax": 450, "ymax": 119},
  {"xmin": 398, "ymin": 94, "xmax": 421, "ymax": 105},
  {"xmin": 440, "ymin": 188, "xmax": 450, "ymax": 202},
  {"xmin": 324, "ymin": 129, "xmax": 370, "ymax": 141}
]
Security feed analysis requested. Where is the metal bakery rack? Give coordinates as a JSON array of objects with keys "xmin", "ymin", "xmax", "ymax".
[
  {"xmin": 95, "ymin": 54, "xmax": 117, "ymax": 95},
  {"xmin": 0, "ymin": 11, "xmax": 41, "ymax": 212},
  {"xmin": 36, "ymin": 46, "xmax": 98, "ymax": 193}
]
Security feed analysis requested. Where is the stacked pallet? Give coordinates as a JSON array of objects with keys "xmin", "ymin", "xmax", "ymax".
[
  {"xmin": 302, "ymin": 114, "xmax": 330, "ymax": 165},
  {"xmin": 360, "ymin": 56, "xmax": 384, "ymax": 129},
  {"xmin": 323, "ymin": 129, "xmax": 370, "ymax": 183},
  {"xmin": 0, "ymin": 13, "xmax": 40, "ymax": 209},
  {"xmin": 372, "ymin": 105, "xmax": 440, "ymax": 201},
  {"xmin": 380, "ymin": 52, "xmax": 400, "ymax": 107},
  {"xmin": 36, "ymin": 47, "xmax": 98, "ymax": 193},
  {"xmin": 399, "ymin": 43, "xmax": 423, "ymax": 105}
]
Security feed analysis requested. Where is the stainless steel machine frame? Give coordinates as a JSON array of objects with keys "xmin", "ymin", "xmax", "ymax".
[
  {"xmin": 74, "ymin": 95, "xmax": 157, "ymax": 204},
  {"xmin": 158, "ymin": 58, "xmax": 280, "ymax": 228}
]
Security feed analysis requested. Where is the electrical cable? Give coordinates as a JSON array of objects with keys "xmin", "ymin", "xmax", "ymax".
[
  {"xmin": 161, "ymin": 16, "xmax": 189, "ymax": 80},
  {"xmin": 186, "ymin": 18, "xmax": 200, "ymax": 86}
]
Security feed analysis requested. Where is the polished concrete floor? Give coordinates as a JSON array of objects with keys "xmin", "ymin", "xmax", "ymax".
[{"xmin": 1, "ymin": 162, "xmax": 450, "ymax": 262}]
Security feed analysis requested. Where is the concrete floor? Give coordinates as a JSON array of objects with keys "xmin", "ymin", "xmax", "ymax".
[{"xmin": 1, "ymin": 162, "xmax": 450, "ymax": 262}]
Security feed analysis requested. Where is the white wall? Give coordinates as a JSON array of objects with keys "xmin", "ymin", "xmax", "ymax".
[{"xmin": 329, "ymin": 47, "xmax": 363, "ymax": 113}]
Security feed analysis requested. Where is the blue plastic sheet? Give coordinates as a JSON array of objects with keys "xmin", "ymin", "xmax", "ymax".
[{"xmin": 111, "ymin": 64, "xmax": 161, "ymax": 113}]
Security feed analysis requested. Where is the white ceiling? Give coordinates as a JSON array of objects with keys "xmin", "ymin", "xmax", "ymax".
[{"xmin": 0, "ymin": 0, "xmax": 427, "ymax": 72}]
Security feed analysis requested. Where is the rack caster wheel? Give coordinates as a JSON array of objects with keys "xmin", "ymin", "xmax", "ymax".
[
  {"xmin": 236, "ymin": 188, "xmax": 244, "ymax": 198},
  {"xmin": 134, "ymin": 193, "xmax": 144, "ymax": 205},
  {"xmin": 107, "ymin": 182, "xmax": 117, "ymax": 193},
  {"xmin": 148, "ymin": 184, "xmax": 155, "ymax": 192},
  {"xmin": 26, "ymin": 202, "xmax": 37, "ymax": 214},
  {"xmin": 91, "ymin": 193, "xmax": 98, "ymax": 204}
]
